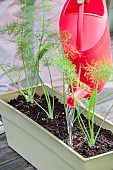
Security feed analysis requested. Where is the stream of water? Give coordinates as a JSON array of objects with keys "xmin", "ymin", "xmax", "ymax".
[{"xmin": 66, "ymin": 106, "xmax": 75, "ymax": 146}]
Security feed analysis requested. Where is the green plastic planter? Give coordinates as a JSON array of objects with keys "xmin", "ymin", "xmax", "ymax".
[{"xmin": 0, "ymin": 85, "xmax": 113, "ymax": 170}]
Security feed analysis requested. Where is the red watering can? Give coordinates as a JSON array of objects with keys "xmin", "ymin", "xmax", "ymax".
[{"xmin": 59, "ymin": 0, "xmax": 112, "ymax": 107}]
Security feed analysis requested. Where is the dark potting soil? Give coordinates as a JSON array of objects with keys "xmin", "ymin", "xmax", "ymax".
[{"xmin": 8, "ymin": 94, "xmax": 113, "ymax": 158}]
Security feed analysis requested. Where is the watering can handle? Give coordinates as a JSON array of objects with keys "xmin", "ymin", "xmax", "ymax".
[
  {"xmin": 77, "ymin": 0, "xmax": 84, "ymax": 4},
  {"xmin": 77, "ymin": 1, "xmax": 84, "ymax": 51},
  {"xmin": 76, "ymin": 1, "xmax": 84, "ymax": 80}
]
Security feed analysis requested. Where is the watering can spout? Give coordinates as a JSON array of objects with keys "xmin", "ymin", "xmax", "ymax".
[
  {"xmin": 66, "ymin": 85, "xmax": 90, "ymax": 145},
  {"xmin": 67, "ymin": 86, "xmax": 90, "ymax": 108}
]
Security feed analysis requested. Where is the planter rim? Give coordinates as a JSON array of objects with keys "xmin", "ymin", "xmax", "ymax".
[
  {"xmin": 0, "ymin": 83, "xmax": 50, "ymax": 96},
  {"xmin": 0, "ymin": 84, "xmax": 113, "ymax": 161}
]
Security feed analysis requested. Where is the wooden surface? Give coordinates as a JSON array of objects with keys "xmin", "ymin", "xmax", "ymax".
[
  {"xmin": 0, "ymin": 39, "xmax": 113, "ymax": 170},
  {"xmin": 0, "ymin": 133, "xmax": 36, "ymax": 170}
]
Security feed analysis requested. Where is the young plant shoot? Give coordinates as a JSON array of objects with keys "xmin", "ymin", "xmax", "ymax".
[
  {"xmin": 0, "ymin": 0, "xmax": 56, "ymax": 119},
  {"xmin": 50, "ymin": 36, "xmax": 81, "ymax": 145},
  {"xmin": 52, "ymin": 28, "xmax": 113, "ymax": 147},
  {"xmin": 74, "ymin": 60, "xmax": 113, "ymax": 147}
]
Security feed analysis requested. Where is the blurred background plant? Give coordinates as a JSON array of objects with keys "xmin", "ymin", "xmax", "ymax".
[{"xmin": 0, "ymin": 0, "xmax": 59, "ymax": 119}]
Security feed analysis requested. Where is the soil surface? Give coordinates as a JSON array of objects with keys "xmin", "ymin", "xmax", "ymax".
[{"xmin": 8, "ymin": 94, "xmax": 113, "ymax": 158}]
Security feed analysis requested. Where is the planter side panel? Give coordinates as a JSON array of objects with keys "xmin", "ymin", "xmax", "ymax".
[
  {"xmin": 85, "ymin": 154, "xmax": 113, "ymax": 170},
  {"xmin": 1, "ymin": 101, "xmax": 84, "ymax": 170},
  {"xmin": 3, "ymin": 118, "xmax": 74, "ymax": 170}
]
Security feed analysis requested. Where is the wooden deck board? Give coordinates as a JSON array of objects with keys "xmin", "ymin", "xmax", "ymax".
[
  {"xmin": 0, "ymin": 134, "xmax": 36, "ymax": 170},
  {"xmin": 96, "ymin": 99, "xmax": 113, "ymax": 122},
  {"xmin": 0, "ymin": 134, "xmax": 20, "ymax": 165},
  {"xmin": 96, "ymin": 82, "xmax": 113, "ymax": 104},
  {"xmin": 0, "ymin": 156, "xmax": 36, "ymax": 170}
]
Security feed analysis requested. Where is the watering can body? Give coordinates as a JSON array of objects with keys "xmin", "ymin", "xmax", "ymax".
[{"xmin": 59, "ymin": 0, "xmax": 112, "ymax": 98}]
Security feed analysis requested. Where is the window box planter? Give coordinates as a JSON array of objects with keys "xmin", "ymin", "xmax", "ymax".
[{"xmin": 0, "ymin": 85, "xmax": 113, "ymax": 170}]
